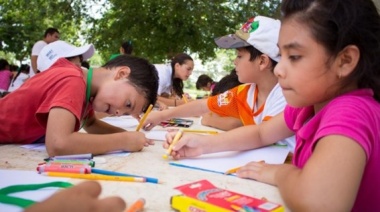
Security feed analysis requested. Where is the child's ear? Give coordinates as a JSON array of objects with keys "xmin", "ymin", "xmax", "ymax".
[
  {"xmin": 259, "ymin": 55, "xmax": 271, "ymax": 69},
  {"xmin": 114, "ymin": 66, "xmax": 131, "ymax": 80},
  {"xmin": 336, "ymin": 45, "xmax": 360, "ymax": 78}
]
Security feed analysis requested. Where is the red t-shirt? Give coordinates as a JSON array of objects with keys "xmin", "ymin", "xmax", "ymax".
[{"xmin": 0, "ymin": 58, "xmax": 91, "ymax": 144}]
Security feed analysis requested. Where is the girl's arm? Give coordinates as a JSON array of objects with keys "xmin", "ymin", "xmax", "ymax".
[
  {"xmin": 240, "ymin": 135, "xmax": 366, "ymax": 211},
  {"xmin": 157, "ymin": 96, "xmax": 187, "ymax": 107},
  {"xmin": 276, "ymin": 135, "xmax": 365, "ymax": 211},
  {"xmin": 166, "ymin": 112, "xmax": 294, "ymax": 159},
  {"xmin": 45, "ymin": 108, "xmax": 147, "ymax": 156}
]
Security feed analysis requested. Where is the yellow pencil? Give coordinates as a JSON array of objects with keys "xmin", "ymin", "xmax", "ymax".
[
  {"xmin": 42, "ymin": 172, "xmax": 146, "ymax": 182},
  {"xmin": 224, "ymin": 166, "xmax": 241, "ymax": 175},
  {"xmin": 182, "ymin": 94, "xmax": 188, "ymax": 103},
  {"xmin": 183, "ymin": 129, "xmax": 219, "ymax": 134},
  {"xmin": 136, "ymin": 104, "xmax": 153, "ymax": 131},
  {"xmin": 162, "ymin": 129, "xmax": 183, "ymax": 159},
  {"xmin": 224, "ymin": 161, "xmax": 265, "ymax": 175}
]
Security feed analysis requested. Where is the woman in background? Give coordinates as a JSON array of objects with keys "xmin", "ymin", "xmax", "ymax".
[
  {"xmin": 154, "ymin": 53, "xmax": 194, "ymax": 109},
  {"xmin": 8, "ymin": 64, "xmax": 30, "ymax": 92}
]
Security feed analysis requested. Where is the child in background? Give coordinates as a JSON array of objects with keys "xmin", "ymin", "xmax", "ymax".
[
  {"xmin": 165, "ymin": 0, "xmax": 380, "ymax": 210},
  {"xmin": 109, "ymin": 40, "xmax": 134, "ymax": 60},
  {"xmin": 0, "ymin": 59, "xmax": 13, "ymax": 93},
  {"xmin": 201, "ymin": 69, "xmax": 243, "ymax": 130},
  {"xmin": 155, "ymin": 53, "xmax": 194, "ymax": 108},
  {"xmin": 0, "ymin": 41, "xmax": 159, "ymax": 157},
  {"xmin": 8, "ymin": 64, "xmax": 30, "ymax": 92},
  {"xmin": 143, "ymin": 16, "xmax": 294, "ymax": 148},
  {"xmin": 196, "ymin": 74, "xmax": 215, "ymax": 93}
]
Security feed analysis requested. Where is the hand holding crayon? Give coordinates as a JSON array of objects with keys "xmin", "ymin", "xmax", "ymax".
[{"xmin": 163, "ymin": 129, "xmax": 183, "ymax": 159}]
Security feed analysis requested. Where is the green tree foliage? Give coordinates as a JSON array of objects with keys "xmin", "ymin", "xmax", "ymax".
[
  {"xmin": 86, "ymin": 0, "xmax": 281, "ymax": 63},
  {"xmin": 0, "ymin": 0, "xmax": 87, "ymax": 63},
  {"xmin": 1, "ymin": 0, "xmax": 281, "ymax": 65}
]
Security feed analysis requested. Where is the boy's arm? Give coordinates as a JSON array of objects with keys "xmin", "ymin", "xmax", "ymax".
[
  {"xmin": 201, "ymin": 112, "xmax": 243, "ymax": 131},
  {"xmin": 45, "ymin": 108, "xmax": 146, "ymax": 156},
  {"xmin": 143, "ymin": 99, "xmax": 210, "ymax": 130},
  {"xmin": 83, "ymin": 113, "xmax": 126, "ymax": 134}
]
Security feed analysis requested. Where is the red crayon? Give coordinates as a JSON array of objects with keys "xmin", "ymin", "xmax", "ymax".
[{"xmin": 37, "ymin": 164, "xmax": 91, "ymax": 174}]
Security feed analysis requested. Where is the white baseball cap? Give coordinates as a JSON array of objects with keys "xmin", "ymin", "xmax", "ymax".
[
  {"xmin": 214, "ymin": 16, "xmax": 281, "ymax": 62},
  {"xmin": 37, "ymin": 40, "xmax": 95, "ymax": 71}
]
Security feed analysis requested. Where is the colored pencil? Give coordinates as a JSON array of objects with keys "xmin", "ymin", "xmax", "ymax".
[
  {"xmin": 91, "ymin": 168, "xmax": 161, "ymax": 184},
  {"xmin": 136, "ymin": 104, "xmax": 153, "ymax": 131},
  {"xmin": 42, "ymin": 172, "xmax": 146, "ymax": 182},
  {"xmin": 183, "ymin": 129, "xmax": 219, "ymax": 134},
  {"xmin": 182, "ymin": 94, "xmax": 188, "ymax": 103}
]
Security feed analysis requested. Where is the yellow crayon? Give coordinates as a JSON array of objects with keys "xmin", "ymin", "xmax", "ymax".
[{"xmin": 163, "ymin": 129, "xmax": 183, "ymax": 159}]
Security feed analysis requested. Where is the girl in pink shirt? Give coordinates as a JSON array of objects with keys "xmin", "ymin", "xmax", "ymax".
[
  {"xmin": 164, "ymin": 0, "xmax": 380, "ymax": 211},
  {"xmin": 0, "ymin": 59, "xmax": 12, "ymax": 92}
]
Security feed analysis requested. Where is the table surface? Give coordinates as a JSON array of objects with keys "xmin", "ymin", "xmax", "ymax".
[{"xmin": 0, "ymin": 116, "xmax": 289, "ymax": 211}]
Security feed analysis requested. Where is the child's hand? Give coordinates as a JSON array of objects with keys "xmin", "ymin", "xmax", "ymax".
[
  {"xmin": 163, "ymin": 131, "xmax": 205, "ymax": 159},
  {"xmin": 25, "ymin": 181, "xmax": 126, "ymax": 212},
  {"xmin": 155, "ymin": 101, "xmax": 168, "ymax": 111},
  {"xmin": 236, "ymin": 161, "xmax": 279, "ymax": 185},
  {"xmin": 142, "ymin": 111, "xmax": 165, "ymax": 131},
  {"xmin": 122, "ymin": 132, "xmax": 151, "ymax": 151}
]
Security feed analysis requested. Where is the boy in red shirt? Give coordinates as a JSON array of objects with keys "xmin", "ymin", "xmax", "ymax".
[{"xmin": 0, "ymin": 41, "xmax": 158, "ymax": 156}]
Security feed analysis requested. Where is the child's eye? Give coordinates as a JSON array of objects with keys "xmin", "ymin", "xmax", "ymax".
[
  {"xmin": 125, "ymin": 101, "xmax": 132, "ymax": 108},
  {"xmin": 289, "ymin": 55, "xmax": 301, "ymax": 61}
]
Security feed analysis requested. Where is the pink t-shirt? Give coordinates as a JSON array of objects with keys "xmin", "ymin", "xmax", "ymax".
[
  {"xmin": 0, "ymin": 70, "xmax": 12, "ymax": 91},
  {"xmin": 0, "ymin": 58, "xmax": 93, "ymax": 144},
  {"xmin": 284, "ymin": 89, "xmax": 380, "ymax": 211}
]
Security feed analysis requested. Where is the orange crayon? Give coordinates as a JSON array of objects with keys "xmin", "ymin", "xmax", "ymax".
[{"xmin": 126, "ymin": 198, "xmax": 145, "ymax": 212}]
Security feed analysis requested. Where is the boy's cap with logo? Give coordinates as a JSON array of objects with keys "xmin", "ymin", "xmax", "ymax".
[
  {"xmin": 37, "ymin": 40, "xmax": 95, "ymax": 71},
  {"xmin": 214, "ymin": 16, "xmax": 281, "ymax": 62}
]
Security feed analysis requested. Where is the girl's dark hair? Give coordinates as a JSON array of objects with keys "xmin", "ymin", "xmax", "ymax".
[
  {"xmin": 11, "ymin": 64, "xmax": 29, "ymax": 86},
  {"xmin": 170, "ymin": 53, "xmax": 193, "ymax": 97},
  {"xmin": 196, "ymin": 74, "xmax": 214, "ymax": 90},
  {"xmin": 102, "ymin": 55, "xmax": 159, "ymax": 112},
  {"xmin": 211, "ymin": 69, "xmax": 242, "ymax": 96},
  {"xmin": 121, "ymin": 40, "xmax": 133, "ymax": 55},
  {"xmin": 281, "ymin": 0, "xmax": 380, "ymax": 102},
  {"xmin": 243, "ymin": 46, "xmax": 278, "ymax": 71},
  {"xmin": 0, "ymin": 58, "xmax": 9, "ymax": 70}
]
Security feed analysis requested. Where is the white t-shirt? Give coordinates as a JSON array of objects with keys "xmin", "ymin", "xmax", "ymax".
[
  {"xmin": 8, "ymin": 73, "xmax": 29, "ymax": 92},
  {"xmin": 29, "ymin": 40, "xmax": 47, "ymax": 77},
  {"xmin": 154, "ymin": 64, "xmax": 173, "ymax": 95}
]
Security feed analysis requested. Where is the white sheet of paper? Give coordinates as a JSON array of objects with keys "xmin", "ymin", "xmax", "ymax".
[
  {"xmin": 0, "ymin": 169, "xmax": 70, "ymax": 212},
  {"xmin": 170, "ymin": 145, "xmax": 289, "ymax": 174},
  {"xmin": 101, "ymin": 115, "xmax": 139, "ymax": 129},
  {"xmin": 101, "ymin": 115, "xmax": 167, "ymax": 141}
]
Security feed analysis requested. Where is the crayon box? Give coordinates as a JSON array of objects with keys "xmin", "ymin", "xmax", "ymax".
[{"xmin": 171, "ymin": 180, "xmax": 284, "ymax": 212}]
